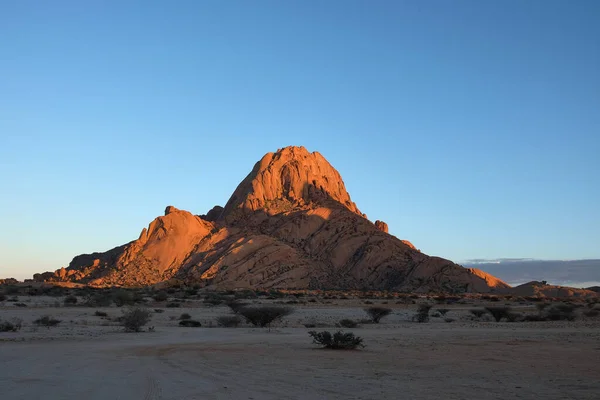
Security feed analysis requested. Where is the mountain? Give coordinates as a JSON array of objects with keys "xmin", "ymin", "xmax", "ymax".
[{"xmin": 34, "ymin": 146, "xmax": 508, "ymax": 293}]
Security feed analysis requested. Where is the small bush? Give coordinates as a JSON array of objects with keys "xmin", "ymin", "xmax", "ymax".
[
  {"xmin": 523, "ymin": 314, "xmax": 546, "ymax": 322},
  {"xmin": 34, "ymin": 315, "xmax": 61, "ymax": 328},
  {"xmin": 15, "ymin": 302, "xmax": 27, "ymax": 307},
  {"xmin": 0, "ymin": 320, "xmax": 17, "ymax": 332},
  {"xmin": 166, "ymin": 302, "xmax": 181, "ymax": 308},
  {"xmin": 470, "ymin": 309, "xmax": 487, "ymax": 318},
  {"xmin": 536, "ymin": 303, "xmax": 550, "ymax": 312},
  {"xmin": 413, "ymin": 304, "xmax": 432, "ymax": 323},
  {"xmin": 179, "ymin": 313, "xmax": 192, "ymax": 320},
  {"xmin": 545, "ymin": 303, "xmax": 576, "ymax": 321},
  {"xmin": 121, "ymin": 307, "xmax": 152, "ymax": 332},
  {"xmin": 64, "ymin": 295, "xmax": 78, "ymax": 305},
  {"xmin": 113, "ymin": 290, "xmax": 135, "ymax": 307},
  {"xmin": 506, "ymin": 312, "xmax": 523, "ymax": 322},
  {"xmin": 338, "ymin": 319, "xmax": 358, "ymax": 328},
  {"xmin": 216, "ymin": 315, "xmax": 241, "ymax": 327},
  {"xmin": 309, "ymin": 331, "xmax": 364, "ymax": 350},
  {"xmin": 154, "ymin": 308, "xmax": 165, "ymax": 313},
  {"xmin": 444, "ymin": 318, "xmax": 455, "ymax": 323},
  {"xmin": 179, "ymin": 320, "xmax": 202, "ymax": 327},
  {"xmin": 85, "ymin": 293, "xmax": 113, "ymax": 307},
  {"xmin": 0, "ymin": 294, "xmax": 6, "ymax": 302},
  {"xmin": 364, "ymin": 307, "xmax": 392, "ymax": 323},
  {"xmin": 437, "ymin": 308, "xmax": 450, "ymax": 316},
  {"xmin": 485, "ymin": 306, "xmax": 512, "ymax": 322},
  {"xmin": 238, "ymin": 306, "xmax": 293, "ymax": 328},
  {"xmin": 94, "ymin": 311, "xmax": 108, "ymax": 317}
]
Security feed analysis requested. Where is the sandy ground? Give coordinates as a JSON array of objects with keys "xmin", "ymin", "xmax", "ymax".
[{"xmin": 1, "ymin": 297, "xmax": 600, "ymax": 400}]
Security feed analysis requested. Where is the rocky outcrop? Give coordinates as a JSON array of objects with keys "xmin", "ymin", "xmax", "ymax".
[
  {"xmin": 37, "ymin": 146, "xmax": 509, "ymax": 292},
  {"xmin": 505, "ymin": 281, "xmax": 599, "ymax": 298},
  {"xmin": 374, "ymin": 220, "xmax": 388, "ymax": 233}
]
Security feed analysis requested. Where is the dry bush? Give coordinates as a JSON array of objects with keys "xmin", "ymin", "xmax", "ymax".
[
  {"xmin": 506, "ymin": 312, "xmax": 523, "ymax": 322},
  {"xmin": 0, "ymin": 319, "xmax": 19, "ymax": 332},
  {"xmin": 485, "ymin": 306, "xmax": 512, "ymax": 322},
  {"xmin": 154, "ymin": 308, "xmax": 165, "ymax": 313},
  {"xmin": 166, "ymin": 302, "xmax": 181, "ymax": 308},
  {"xmin": 34, "ymin": 315, "xmax": 61, "ymax": 328},
  {"xmin": 64, "ymin": 295, "xmax": 78, "ymax": 305},
  {"xmin": 583, "ymin": 309, "xmax": 599, "ymax": 318},
  {"xmin": 309, "ymin": 331, "xmax": 364, "ymax": 350},
  {"xmin": 121, "ymin": 307, "xmax": 152, "ymax": 332},
  {"xmin": 94, "ymin": 311, "xmax": 108, "ymax": 317},
  {"xmin": 179, "ymin": 313, "xmax": 192, "ymax": 320},
  {"xmin": 444, "ymin": 317, "xmax": 455, "ymax": 323},
  {"xmin": 153, "ymin": 291, "xmax": 168, "ymax": 302},
  {"xmin": 437, "ymin": 308, "xmax": 450, "ymax": 316},
  {"xmin": 413, "ymin": 304, "xmax": 432, "ymax": 323},
  {"xmin": 216, "ymin": 315, "xmax": 241, "ymax": 327},
  {"xmin": 113, "ymin": 290, "xmax": 135, "ymax": 307},
  {"xmin": 338, "ymin": 319, "xmax": 358, "ymax": 328},
  {"xmin": 238, "ymin": 306, "xmax": 293, "ymax": 328},
  {"xmin": 0, "ymin": 293, "xmax": 7, "ymax": 302},
  {"xmin": 470, "ymin": 309, "xmax": 487, "ymax": 318},
  {"xmin": 364, "ymin": 307, "xmax": 392, "ymax": 323},
  {"xmin": 226, "ymin": 300, "xmax": 248, "ymax": 314},
  {"xmin": 179, "ymin": 320, "xmax": 202, "ymax": 327},
  {"xmin": 545, "ymin": 303, "xmax": 576, "ymax": 321}
]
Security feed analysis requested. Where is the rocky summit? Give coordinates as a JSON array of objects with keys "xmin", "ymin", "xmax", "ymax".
[{"xmin": 35, "ymin": 146, "xmax": 509, "ymax": 292}]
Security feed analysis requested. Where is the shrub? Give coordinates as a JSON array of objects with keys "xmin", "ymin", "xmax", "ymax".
[
  {"xmin": 0, "ymin": 320, "xmax": 17, "ymax": 332},
  {"xmin": 166, "ymin": 302, "xmax": 181, "ymax": 308},
  {"xmin": 85, "ymin": 292, "xmax": 113, "ymax": 307},
  {"xmin": 309, "ymin": 331, "xmax": 364, "ymax": 350},
  {"xmin": 34, "ymin": 315, "xmax": 61, "ymax": 327},
  {"xmin": 216, "ymin": 315, "xmax": 241, "ymax": 327},
  {"xmin": 64, "ymin": 295, "xmax": 78, "ymax": 305},
  {"xmin": 437, "ymin": 308, "xmax": 450, "ymax": 316},
  {"xmin": 523, "ymin": 314, "xmax": 546, "ymax": 322},
  {"xmin": 153, "ymin": 291, "xmax": 168, "ymax": 302},
  {"xmin": 238, "ymin": 306, "xmax": 293, "ymax": 328},
  {"xmin": 338, "ymin": 319, "xmax": 358, "ymax": 328},
  {"xmin": 583, "ymin": 309, "xmax": 599, "ymax": 318},
  {"xmin": 413, "ymin": 304, "xmax": 432, "ymax": 323},
  {"xmin": 364, "ymin": 307, "xmax": 392, "ymax": 323},
  {"xmin": 444, "ymin": 318, "xmax": 455, "ymax": 323},
  {"xmin": 15, "ymin": 302, "xmax": 27, "ymax": 307},
  {"xmin": 470, "ymin": 309, "xmax": 487, "ymax": 318},
  {"xmin": 121, "ymin": 307, "xmax": 152, "ymax": 332},
  {"xmin": 226, "ymin": 300, "xmax": 248, "ymax": 314},
  {"xmin": 545, "ymin": 303, "xmax": 576, "ymax": 321},
  {"xmin": 506, "ymin": 312, "xmax": 523, "ymax": 322},
  {"xmin": 0, "ymin": 294, "xmax": 6, "ymax": 302},
  {"xmin": 363, "ymin": 300, "xmax": 374, "ymax": 305},
  {"xmin": 179, "ymin": 320, "xmax": 202, "ymax": 327},
  {"xmin": 94, "ymin": 311, "xmax": 108, "ymax": 317},
  {"xmin": 485, "ymin": 306, "xmax": 512, "ymax": 322},
  {"xmin": 113, "ymin": 290, "xmax": 135, "ymax": 307},
  {"xmin": 536, "ymin": 303, "xmax": 550, "ymax": 312},
  {"xmin": 179, "ymin": 313, "xmax": 192, "ymax": 320},
  {"xmin": 154, "ymin": 308, "xmax": 165, "ymax": 313}
]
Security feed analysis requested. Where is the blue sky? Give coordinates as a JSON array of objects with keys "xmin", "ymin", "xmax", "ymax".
[{"xmin": 1, "ymin": 1, "xmax": 599, "ymax": 280}]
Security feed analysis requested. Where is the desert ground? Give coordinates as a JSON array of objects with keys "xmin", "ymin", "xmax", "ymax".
[{"xmin": 1, "ymin": 292, "xmax": 599, "ymax": 400}]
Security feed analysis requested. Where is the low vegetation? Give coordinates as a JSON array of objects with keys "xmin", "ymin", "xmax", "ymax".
[
  {"xmin": 94, "ymin": 311, "xmax": 108, "ymax": 317},
  {"xmin": 179, "ymin": 313, "xmax": 192, "ymax": 320},
  {"xmin": 364, "ymin": 307, "xmax": 392, "ymax": 323},
  {"xmin": 238, "ymin": 306, "xmax": 293, "ymax": 328},
  {"xmin": 0, "ymin": 318, "xmax": 22, "ymax": 332},
  {"xmin": 179, "ymin": 320, "xmax": 202, "ymax": 327},
  {"xmin": 121, "ymin": 307, "xmax": 152, "ymax": 332},
  {"xmin": 34, "ymin": 315, "xmax": 61, "ymax": 328},
  {"xmin": 216, "ymin": 315, "xmax": 241, "ymax": 327},
  {"xmin": 485, "ymin": 306, "xmax": 512, "ymax": 322},
  {"xmin": 413, "ymin": 304, "xmax": 432, "ymax": 323},
  {"xmin": 338, "ymin": 319, "xmax": 359, "ymax": 328},
  {"xmin": 309, "ymin": 331, "xmax": 364, "ymax": 350},
  {"xmin": 470, "ymin": 309, "xmax": 487, "ymax": 318}
]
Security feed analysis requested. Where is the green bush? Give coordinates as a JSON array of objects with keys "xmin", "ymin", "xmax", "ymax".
[
  {"xmin": 364, "ymin": 307, "xmax": 392, "ymax": 323},
  {"xmin": 238, "ymin": 306, "xmax": 293, "ymax": 328},
  {"xmin": 309, "ymin": 331, "xmax": 364, "ymax": 350}
]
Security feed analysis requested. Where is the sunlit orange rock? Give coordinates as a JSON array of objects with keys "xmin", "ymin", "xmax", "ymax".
[{"xmin": 35, "ymin": 146, "xmax": 509, "ymax": 293}]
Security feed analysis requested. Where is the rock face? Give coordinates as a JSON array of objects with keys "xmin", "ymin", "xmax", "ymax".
[{"xmin": 36, "ymin": 146, "xmax": 509, "ymax": 292}]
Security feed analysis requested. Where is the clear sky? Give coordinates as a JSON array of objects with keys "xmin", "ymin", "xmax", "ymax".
[{"xmin": 1, "ymin": 1, "xmax": 599, "ymax": 280}]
